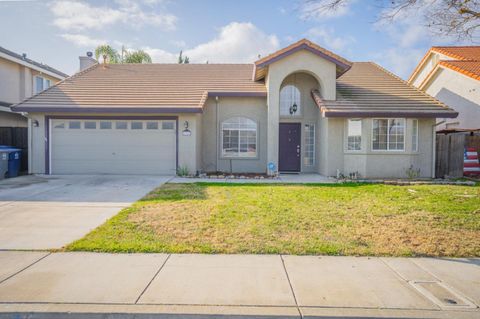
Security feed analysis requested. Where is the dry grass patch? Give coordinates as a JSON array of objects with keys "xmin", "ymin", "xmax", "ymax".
[{"xmin": 67, "ymin": 183, "xmax": 480, "ymax": 256}]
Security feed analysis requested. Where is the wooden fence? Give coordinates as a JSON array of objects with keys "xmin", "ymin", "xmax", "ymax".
[
  {"xmin": 436, "ymin": 133, "xmax": 480, "ymax": 178},
  {"xmin": 0, "ymin": 127, "xmax": 28, "ymax": 172}
]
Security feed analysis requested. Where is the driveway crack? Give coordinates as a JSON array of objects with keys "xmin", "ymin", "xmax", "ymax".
[
  {"xmin": 280, "ymin": 255, "xmax": 303, "ymax": 318},
  {"xmin": 135, "ymin": 254, "xmax": 171, "ymax": 304}
]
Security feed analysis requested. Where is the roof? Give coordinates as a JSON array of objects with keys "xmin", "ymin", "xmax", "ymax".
[
  {"xmin": 13, "ymin": 63, "xmax": 266, "ymax": 113},
  {"xmin": 408, "ymin": 46, "xmax": 480, "ymax": 84},
  {"xmin": 253, "ymin": 39, "xmax": 352, "ymax": 81},
  {"xmin": 314, "ymin": 62, "xmax": 458, "ymax": 118},
  {"xmin": 0, "ymin": 46, "xmax": 68, "ymax": 79}
]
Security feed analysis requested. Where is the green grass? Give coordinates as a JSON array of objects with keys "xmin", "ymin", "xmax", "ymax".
[{"xmin": 66, "ymin": 182, "xmax": 480, "ymax": 257}]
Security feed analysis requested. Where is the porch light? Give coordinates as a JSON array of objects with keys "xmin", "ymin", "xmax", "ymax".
[{"xmin": 290, "ymin": 103, "xmax": 298, "ymax": 115}]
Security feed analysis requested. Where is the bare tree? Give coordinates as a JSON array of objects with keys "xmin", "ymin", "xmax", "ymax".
[{"xmin": 301, "ymin": 0, "xmax": 479, "ymax": 40}]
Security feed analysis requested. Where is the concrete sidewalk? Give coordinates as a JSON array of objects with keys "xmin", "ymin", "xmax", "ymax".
[{"xmin": 0, "ymin": 252, "xmax": 478, "ymax": 318}]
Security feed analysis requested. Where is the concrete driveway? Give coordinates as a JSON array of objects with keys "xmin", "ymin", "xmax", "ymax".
[{"xmin": 0, "ymin": 175, "xmax": 172, "ymax": 250}]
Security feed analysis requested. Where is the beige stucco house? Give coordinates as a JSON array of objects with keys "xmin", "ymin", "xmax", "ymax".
[
  {"xmin": 408, "ymin": 46, "xmax": 480, "ymax": 131},
  {"xmin": 13, "ymin": 39, "xmax": 457, "ymax": 178},
  {"xmin": 0, "ymin": 46, "xmax": 67, "ymax": 127}
]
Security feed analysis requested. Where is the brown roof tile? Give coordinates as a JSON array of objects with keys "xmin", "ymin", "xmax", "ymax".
[
  {"xmin": 13, "ymin": 63, "xmax": 266, "ymax": 113},
  {"xmin": 439, "ymin": 60, "xmax": 480, "ymax": 80},
  {"xmin": 431, "ymin": 46, "xmax": 480, "ymax": 61}
]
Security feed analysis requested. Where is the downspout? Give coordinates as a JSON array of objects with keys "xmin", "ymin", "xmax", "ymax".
[
  {"xmin": 432, "ymin": 120, "xmax": 446, "ymax": 178},
  {"xmin": 215, "ymin": 96, "xmax": 219, "ymax": 172}
]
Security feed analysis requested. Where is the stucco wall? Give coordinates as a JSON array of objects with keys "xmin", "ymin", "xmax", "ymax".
[
  {"xmin": 28, "ymin": 113, "xmax": 199, "ymax": 175},
  {"xmin": 410, "ymin": 52, "xmax": 451, "ymax": 87},
  {"xmin": 265, "ymin": 49, "xmax": 338, "ymax": 172},
  {"xmin": 423, "ymin": 68, "xmax": 480, "ymax": 130},
  {"xmin": 0, "ymin": 110, "xmax": 27, "ymax": 127},
  {"xmin": 201, "ymin": 96, "xmax": 268, "ymax": 173}
]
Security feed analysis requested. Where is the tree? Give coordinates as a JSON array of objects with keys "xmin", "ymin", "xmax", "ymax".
[
  {"xmin": 301, "ymin": 0, "xmax": 479, "ymax": 40},
  {"xmin": 94, "ymin": 45, "xmax": 119, "ymax": 64},
  {"xmin": 123, "ymin": 50, "xmax": 152, "ymax": 63},
  {"xmin": 178, "ymin": 50, "xmax": 190, "ymax": 63}
]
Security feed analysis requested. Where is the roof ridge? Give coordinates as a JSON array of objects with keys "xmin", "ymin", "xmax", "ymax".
[
  {"xmin": 12, "ymin": 63, "xmax": 100, "ymax": 110},
  {"xmin": 368, "ymin": 62, "xmax": 453, "ymax": 110}
]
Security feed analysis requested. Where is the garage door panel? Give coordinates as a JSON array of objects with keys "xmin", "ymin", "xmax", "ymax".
[{"xmin": 51, "ymin": 119, "xmax": 177, "ymax": 175}]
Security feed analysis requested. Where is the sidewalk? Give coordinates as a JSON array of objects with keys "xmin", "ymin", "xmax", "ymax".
[{"xmin": 0, "ymin": 252, "xmax": 478, "ymax": 318}]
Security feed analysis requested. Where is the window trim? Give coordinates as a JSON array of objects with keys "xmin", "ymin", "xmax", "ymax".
[
  {"xmin": 371, "ymin": 118, "xmax": 406, "ymax": 152},
  {"xmin": 412, "ymin": 119, "xmax": 418, "ymax": 152},
  {"xmin": 346, "ymin": 119, "xmax": 362, "ymax": 152},
  {"xmin": 220, "ymin": 117, "xmax": 258, "ymax": 159},
  {"xmin": 34, "ymin": 75, "xmax": 51, "ymax": 94}
]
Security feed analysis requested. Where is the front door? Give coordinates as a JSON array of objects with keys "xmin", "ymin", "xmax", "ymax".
[{"xmin": 279, "ymin": 123, "xmax": 301, "ymax": 172}]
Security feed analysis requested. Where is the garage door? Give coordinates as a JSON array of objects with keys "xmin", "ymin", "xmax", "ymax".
[{"xmin": 50, "ymin": 119, "xmax": 176, "ymax": 175}]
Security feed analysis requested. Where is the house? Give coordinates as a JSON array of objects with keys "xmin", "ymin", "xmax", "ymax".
[
  {"xmin": 408, "ymin": 46, "xmax": 480, "ymax": 132},
  {"xmin": 0, "ymin": 46, "xmax": 68, "ymax": 127},
  {"xmin": 12, "ymin": 39, "xmax": 458, "ymax": 178}
]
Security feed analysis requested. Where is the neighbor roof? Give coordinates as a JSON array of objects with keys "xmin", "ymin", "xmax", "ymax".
[
  {"xmin": 253, "ymin": 38, "xmax": 352, "ymax": 81},
  {"xmin": 408, "ymin": 46, "xmax": 480, "ymax": 84},
  {"xmin": 12, "ymin": 63, "xmax": 266, "ymax": 113},
  {"xmin": 313, "ymin": 62, "xmax": 458, "ymax": 118},
  {"xmin": 0, "ymin": 46, "xmax": 68, "ymax": 79}
]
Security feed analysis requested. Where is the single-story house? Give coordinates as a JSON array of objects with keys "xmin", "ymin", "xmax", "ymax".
[{"xmin": 12, "ymin": 39, "xmax": 458, "ymax": 178}]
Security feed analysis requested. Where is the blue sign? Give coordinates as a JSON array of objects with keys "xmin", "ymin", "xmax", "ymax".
[{"xmin": 268, "ymin": 162, "xmax": 276, "ymax": 171}]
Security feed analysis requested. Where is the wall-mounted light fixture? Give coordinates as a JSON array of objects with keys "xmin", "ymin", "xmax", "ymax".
[
  {"xmin": 289, "ymin": 102, "xmax": 298, "ymax": 115},
  {"xmin": 32, "ymin": 120, "xmax": 39, "ymax": 127},
  {"xmin": 182, "ymin": 120, "xmax": 191, "ymax": 136}
]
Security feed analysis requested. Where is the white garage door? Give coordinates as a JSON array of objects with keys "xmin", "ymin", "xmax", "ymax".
[{"xmin": 50, "ymin": 119, "xmax": 176, "ymax": 175}]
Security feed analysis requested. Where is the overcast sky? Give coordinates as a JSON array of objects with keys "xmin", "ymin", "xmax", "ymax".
[{"xmin": 0, "ymin": 0, "xmax": 473, "ymax": 78}]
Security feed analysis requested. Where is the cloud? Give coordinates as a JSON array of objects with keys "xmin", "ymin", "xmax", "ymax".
[
  {"xmin": 374, "ymin": 48, "xmax": 425, "ymax": 79},
  {"xmin": 49, "ymin": 0, "xmax": 176, "ymax": 31},
  {"xmin": 306, "ymin": 27, "xmax": 355, "ymax": 52},
  {"xmin": 299, "ymin": 0, "xmax": 353, "ymax": 20},
  {"xmin": 60, "ymin": 33, "xmax": 106, "ymax": 47},
  {"xmin": 145, "ymin": 22, "xmax": 280, "ymax": 63}
]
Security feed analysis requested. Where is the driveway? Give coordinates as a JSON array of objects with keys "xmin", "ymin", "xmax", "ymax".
[{"xmin": 0, "ymin": 175, "xmax": 171, "ymax": 250}]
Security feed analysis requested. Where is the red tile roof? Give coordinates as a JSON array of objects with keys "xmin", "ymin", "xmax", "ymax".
[
  {"xmin": 431, "ymin": 46, "xmax": 480, "ymax": 61},
  {"xmin": 439, "ymin": 60, "xmax": 480, "ymax": 80}
]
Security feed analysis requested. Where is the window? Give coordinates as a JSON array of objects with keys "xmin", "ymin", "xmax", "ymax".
[
  {"xmin": 54, "ymin": 122, "xmax": 65, "ymax": 129},
  {"xmin": 146, "ymin": 122, "xmax": 159, "ymax": 130},
  {"xmin": 34, "ymin": 76, "xmax": 51, "ymax": 94},
  {"xmin": 412, "ymin": 119, "xmax": 418, "ymax": 152},
  {"xmin": 100, "ymin": 121, "xmax": 112, "ymax": 129},
  {"xmin": 304, "ymin": 124, "xmax": 315, "ymax": 166},
  {"xmin": 221, "ymin": 117, "xmax": 257, "ymax": 158},
  {"xmin": 347, "ymin": 119, "xmax": 362, "ymax": 151},
  {"xmin": 115, "ymin": 121, "xmax": 127, "ymax": 130},
  {"xmin": 280, "ymin": 84, "xmax": 301, "ymax": 116},
  {"xmin": 162, "ymin": 121, "xmax": 174, "ymax": 130},
  {"xmin": 84, "ymin": 121, "xmax": 96, "ymax": 129},
  {"xmin": 372, "ymin": 119, "xmax": 405, "ymax": 151},
  {"xmin": 131, "ymin": 122, "xmax": 143, "ymax": 130},
  {"xmin": 68, "ymin": 121, "xmax": 81, "ymax": 129}
]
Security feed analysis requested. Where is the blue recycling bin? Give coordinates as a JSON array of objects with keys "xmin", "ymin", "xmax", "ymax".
[{"xmin": 0, "ymin": 146, "xmax": 22, "ymax": 178}]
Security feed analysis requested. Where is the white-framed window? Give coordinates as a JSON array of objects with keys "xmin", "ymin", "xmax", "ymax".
[
  {"xmin": 347, "ymin": 119, "xmax": 362, "ymax": 151},
  {"xmin": 304, "ymin": 124, "xmax": 315, "ymax": 166},
  {"xmin": 280, "ymin": 84, "xmax": 301, "ymax": 116},
  {"xmin": 84, "ymin": 121, "xmax": 96, "ymax": 129},
  {"xmin": 146, "ymin": 122, "xmax": 159, "ymax": 130},
  {"xmin": 131, "ymin": 122, "xmax": 143, "ymax": 130},
  {"xmin": 221, "ymin": 117, "xmax": 257, "ymax": 158},
  {"xmin": 68, "ymin": 121, "xmax": 81, "ymax": 129},
  {"xmin": 34, "ymin": 76, "xmax": 51, "ymax": 94},
  {"xmin": 115, "ymin": 121, "xmax": 128, "ymax": 130},
  {"xmin": 162, "ymin": 121, "xmax": 174, "ymax": 130},
  {"xmin": 372, "ymin": 118, "xmax": 405, "ymax": 151},
  {"xmin": 100, "ymin": 121, "xmax": 112, "ymax": 129},
  {"xmin": 412, "ymin": 119, "xmax": 418, "ymax": 152}
]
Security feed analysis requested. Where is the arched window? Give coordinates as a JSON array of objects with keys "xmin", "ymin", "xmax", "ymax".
[
  {"xmin": 221, "ymin": 117, "xmax": 257, "ymax": 158},
  {"xmin": 280, "ymin": 84, "xmax": 301, "ymax": 116}
]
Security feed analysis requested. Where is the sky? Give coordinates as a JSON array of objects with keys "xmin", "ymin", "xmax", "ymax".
[{"xmin": 0, "ymin": 0, "xmax": 476, "ymax": 79}]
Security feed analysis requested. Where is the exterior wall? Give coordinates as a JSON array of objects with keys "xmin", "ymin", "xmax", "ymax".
[
  {"xmin": 410, "ymin": 52, "xmax": 451, "ymax": 87},
  {"xmin": 423, "ymin": 68, "xmax": 480, "ymax": 130},
  {"xmin": 28, "ymin": 113, "xmax": 199, "ymax": 175},
  {"xmin": 328, "ymin": 118, "xmax": 435, "ymax": 178},
  {"xmin": 201, "ymin": 97, "xmax": 268, "ymax": 173},
  {"xmin": 0, "ymin": 109, "xmax": 27, "ymax": 127},
  {"xmin": 265, "ymin": 49, "xmax": 337, "ymax": 172}
]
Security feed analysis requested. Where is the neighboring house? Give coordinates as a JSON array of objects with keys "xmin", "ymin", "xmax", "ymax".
[
  {"xmin": 12, "ymin": 39, "xmax": 457, "ymax": 178},
  {"xmin": 0, "ymin": 46, "xmax": 68, "ymax": 127},
  {"xmin": 408, "ymin": 46, "xmax": 480, "ymax": 131}
]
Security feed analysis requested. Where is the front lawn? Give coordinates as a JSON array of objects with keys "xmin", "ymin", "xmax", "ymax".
[{"xmin": 66, "ymin": 183, "xmax": 480, "ymax": 256}]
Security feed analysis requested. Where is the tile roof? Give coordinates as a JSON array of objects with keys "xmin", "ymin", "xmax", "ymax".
[
  {"xmin": 314, "ymin": 62, "xmax": 458, "ymax": 118},
  {"xmin": 431, "ymin": 46, "xmax": 480, "ymax": 61},
  {"xmin": 0, "ymin": 46, "xmax": 68, "ymax": 78},
  {"xmin": 253, "ymin": 38, "xmax": 352, "ymax": 81},
  {"xmin": 439, "ymin": 60, "xmax": 480, "ymax": 80},
  {"xmin": 13, "ymin": 63, "xmax": 266, "ymax": 113}
]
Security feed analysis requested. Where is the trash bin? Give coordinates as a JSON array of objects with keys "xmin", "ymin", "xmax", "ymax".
[
  {"xmin": 0, "ymin": 147, "xmax": 22, "ymax": 178},
  {"xmin": 0, "ymin": 150, "xmax": 8, "ymax": 180}
]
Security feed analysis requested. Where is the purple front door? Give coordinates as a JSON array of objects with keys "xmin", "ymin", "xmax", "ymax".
[{"xmin": 279, "ymin": 123, "xmax": 301, "ymax": 172}]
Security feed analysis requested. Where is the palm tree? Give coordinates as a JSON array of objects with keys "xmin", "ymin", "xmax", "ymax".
[
  {"xmin": 94, "ymin": 45, "xmax": 119, "ymax": 64},
  {"xmin": 123, "ymin": 50, "xmax": 152, "ymax": 63}
]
